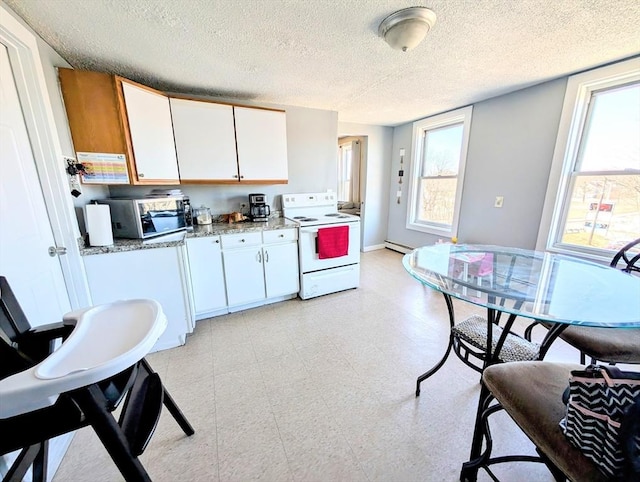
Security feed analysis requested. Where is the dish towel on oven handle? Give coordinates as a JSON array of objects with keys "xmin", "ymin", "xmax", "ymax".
[
  {"xmin": 559, "ymin": 364, "xmax": 640, "ymax": 480},
  {"xmin": 317, "ymin": 225, "xmax": 349, "ymax": 259}
]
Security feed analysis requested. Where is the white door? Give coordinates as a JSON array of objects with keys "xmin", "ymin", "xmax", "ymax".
[
  {"xmin": 264, "ymin": 243, "xmax": 299, "ymax": 298},
  {"xmin": 0, "ymin": 44, "xmax": 71, "ymax": 327}
]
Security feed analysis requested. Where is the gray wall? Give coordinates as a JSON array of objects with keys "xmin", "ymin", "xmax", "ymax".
[
  {"xmin": 387, "ymin": 78, "xmax": 567, "ymax": 250},
  {"xmin": 338, "ymin": 122, "xmax": 393, "ymax": 250}
]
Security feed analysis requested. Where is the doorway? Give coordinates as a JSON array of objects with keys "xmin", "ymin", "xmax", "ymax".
[{"xmin": 338, "ymin": 136, "xmax": 367, "ymax": 249}]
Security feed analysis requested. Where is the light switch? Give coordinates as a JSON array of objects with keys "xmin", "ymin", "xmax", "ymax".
[{"xmin": 494, "ymin": 196, "xmax": 504, "ymax": 208}]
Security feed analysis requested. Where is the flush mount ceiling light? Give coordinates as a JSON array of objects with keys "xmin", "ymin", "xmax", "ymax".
[{"xmin": 378, "ymin": 6, "xmax": 436, "ymax": 52}]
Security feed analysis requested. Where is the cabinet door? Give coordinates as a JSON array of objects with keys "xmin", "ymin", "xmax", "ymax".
[
  {"xmin": 263, "ymin": 242, "xmax": 299, "ymax": 298},
  {"xmin": 234, "ymin": 106, "xmax": 288, "ymax": 182},
  {"xmin": 121, "ymin": 81, "xmax": 179, "ymax": 182},
  {"xmin": 222, "ymin": 246, "xmax": 265, "ymax": 306},
  {"xmin": 186, "ymin": 237, "xmax": 227, "ymax": 316},
  {"xmin": 170, "ymin": 98, "xmax": 238, "ymax": 181}
]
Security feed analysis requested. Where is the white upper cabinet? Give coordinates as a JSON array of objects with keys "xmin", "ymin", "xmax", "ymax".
[
  {"xmin": 121, "ymin": 81, "xmax": 179, "ymax": 182},
  {"xmin": 170, "ymin": 98, "xmax": 238, "ymax": 182},
  {"xmin": 234, "ymin": 106, "xmax": 288, "ymax": 182}
]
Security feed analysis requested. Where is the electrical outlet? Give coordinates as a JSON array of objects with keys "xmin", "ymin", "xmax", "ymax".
[{"xmin": 494, "ymin": 196, "xmax": 504, "ymax": 208}]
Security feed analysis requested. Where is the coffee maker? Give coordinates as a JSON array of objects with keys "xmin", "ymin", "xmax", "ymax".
[{"xmin": 248, "ymin": 193, "xmax": 270, "ymax": 222}]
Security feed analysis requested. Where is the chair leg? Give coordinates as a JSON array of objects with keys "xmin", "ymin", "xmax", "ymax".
[
  {"xmin": 140, "ymin": 358, "xmax": 195, "ymax": 436},
  {"xmin": 73, "ymin": 384, "xmax": 152, "ymax": 482},
  {"xmin": 32, "ymin": 441, "xmax": 47, "ymax": 482},
  {"xmin": 3, "ymin": 444, "xmax": 40, "ymax": 482}
]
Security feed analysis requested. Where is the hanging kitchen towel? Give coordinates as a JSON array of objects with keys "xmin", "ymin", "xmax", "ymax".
[{"xmin": 317, "ymin": 225, "xmax": 349, "ymax": 259}]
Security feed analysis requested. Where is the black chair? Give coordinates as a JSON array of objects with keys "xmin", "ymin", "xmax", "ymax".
[
  {"xmin": 524, "ymin": 238, "xmax": 640, "ymax": 365},
  {"xmin": 0, "ymin": 276, "xmax": 194, "ymax": 482},
  {"xmin": 461, "ymin": 361, "xmax": 610, "ymax": 481}
]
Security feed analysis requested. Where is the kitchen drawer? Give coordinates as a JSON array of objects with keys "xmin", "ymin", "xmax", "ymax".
[
  {"xmin": 263, "ymin": 228, "xmax": 297, "ymax": 244},
  {"xmin": 220, "ymin": 231, "xmax": 262, "ymax": 249}
]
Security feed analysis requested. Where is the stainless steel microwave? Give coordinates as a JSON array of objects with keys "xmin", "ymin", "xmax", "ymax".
[{"xmin": 96, "ymin": 197, "xmax": 189, "ymax": 239}]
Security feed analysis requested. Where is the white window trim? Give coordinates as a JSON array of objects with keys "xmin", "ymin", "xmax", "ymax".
[
  {"xmin": 536, "ymin": 57, "xmax": 640, "ymax": 262},
  {"xmin": 406, "ymin": 105, "xmax": 473, "ymax": 237}
]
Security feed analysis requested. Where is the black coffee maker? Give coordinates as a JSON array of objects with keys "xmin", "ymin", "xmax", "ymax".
[{"xmin": 249, "ymin": 193, "xmax": 270, "ymax": 222}]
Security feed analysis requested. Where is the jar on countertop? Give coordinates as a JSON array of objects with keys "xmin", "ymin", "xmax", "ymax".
[{"xmin": 194, "ymin": 206, "xmax": 212, "ymax": 225}]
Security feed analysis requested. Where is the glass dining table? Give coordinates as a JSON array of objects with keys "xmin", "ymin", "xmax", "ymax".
[{"xmin": 402, "ymin": 243, "xmax": 640, "ymax": 481}]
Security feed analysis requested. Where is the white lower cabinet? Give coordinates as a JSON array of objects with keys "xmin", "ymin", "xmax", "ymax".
[
  {"xmin": 263, "ymin": 240, "xmax": 299, "ymax": 298},
  {"xmin": 82, "ymin": 245, "xmax": 195, "ymax": 352},
  {"xmin": 220, "ymin": 228, "xmax": 299, "ymax": 311},
  {"xmin": 186, "ymin": 236, "xmax": 227, "ymax": 319},
  {"xmin": 223, "ymin": 245, "xmax": 267, "ymax": 307}
]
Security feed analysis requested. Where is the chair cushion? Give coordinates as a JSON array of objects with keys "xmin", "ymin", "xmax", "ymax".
[
  {"xmin": 559, "ymin": 326, "xmax": 640, "ymax": 364},
  {"xmin": 452, "ymin": 315, "xmax": 540, "ymax": 362},
  {"xmin": 483, "ymin": 361, "xmax": 608, "ymax": 482}
]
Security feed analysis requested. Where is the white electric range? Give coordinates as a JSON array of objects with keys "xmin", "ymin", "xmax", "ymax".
[{"xmin": 282, "ymin": 192, "xmax": 361, "ymax": 299}]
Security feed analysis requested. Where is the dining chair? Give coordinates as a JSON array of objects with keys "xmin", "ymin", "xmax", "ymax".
[
  {"xmin": 0, "ymin": 276, "xmax": 194, "ymax": 482},
  {"xmin": 462, "ymin": 361, "xmax": 611, "ymax": 481},
  {"xmin": 524, "ymin": 238, "xmax": 640, "ymax": 365},
  {"xmin": 449, "ymin": 251, "xmax": 553, "ymax": 374}
]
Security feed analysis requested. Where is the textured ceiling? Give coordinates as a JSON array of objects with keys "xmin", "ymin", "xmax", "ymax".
[{"xmin": 5, "ymin": 0, "xmax": 640, "ymax": 127}]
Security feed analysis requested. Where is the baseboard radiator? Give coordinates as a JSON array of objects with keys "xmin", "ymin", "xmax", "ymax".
[{"xmin": 384, "ymin": 241, "xmax": 414, "ymax": 254}]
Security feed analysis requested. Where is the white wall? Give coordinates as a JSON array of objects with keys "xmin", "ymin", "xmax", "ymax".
[
  {"xmin": 338, "ymin": 122, "xmax": 393, "ymax": 250},
  {"xmin": 386, "ymin": 78, "xmax": 567, "ymax": 249}
]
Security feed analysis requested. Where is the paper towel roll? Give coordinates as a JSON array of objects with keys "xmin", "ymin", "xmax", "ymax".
[{"xmin": 85, "ymin": 204, "xmax": 114, "ymax": 247}]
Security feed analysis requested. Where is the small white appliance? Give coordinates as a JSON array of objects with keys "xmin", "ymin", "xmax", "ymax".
[{"xmin": 282, "ymin": 191, "xmax": 360, "ymax": 299}]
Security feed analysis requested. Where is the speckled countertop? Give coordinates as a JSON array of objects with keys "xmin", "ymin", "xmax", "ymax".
[{"xmin": 80, "ymin": 217, "xmax": 298, "ymax": 256}]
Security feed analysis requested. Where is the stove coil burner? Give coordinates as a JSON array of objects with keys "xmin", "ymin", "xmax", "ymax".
[
  {"xmin": 325, "ymin": 213, "xmax": 339, "ymax": 217},
  {"xmin": 299, "ymin": 218, "xmax": 318, "ymax": 222}
]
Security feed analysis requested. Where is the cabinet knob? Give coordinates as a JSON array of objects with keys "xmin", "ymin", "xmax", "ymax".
[
  {"xmin": 279, "ymin": 234, "xmax": 284, "ymax": 237},
  {"xmin": 233, "ymin": 174, "xmax": 238, "ymax": 178},
  {"xmin": 240, "ymin": 175, "xmax": 244, "ymax": 179},
  {"xmin": 240, "ymin": 239, "xmax": 245, "ymax": 243},
  {"xmin": 215, "ymin": 239, "xmax": 219, "ymax": 243},
  {"xmin": 138, "ymin": 173, "xmax": 145, "ymax": 178}
]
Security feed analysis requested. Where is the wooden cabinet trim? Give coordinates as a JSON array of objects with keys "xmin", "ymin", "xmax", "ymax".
[{"xmin": 168, "ymin": 93, "xmax": 285, "ymax": 113}]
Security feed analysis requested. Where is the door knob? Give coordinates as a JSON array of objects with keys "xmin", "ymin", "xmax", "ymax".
[{"xmin": 48, "ymin": 246, "xmax": 67, "ymax": 257}]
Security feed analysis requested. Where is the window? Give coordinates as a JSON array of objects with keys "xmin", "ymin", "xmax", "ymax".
[
  {"xmin": 540, "ymin": 58, "xmax": 640, "ymax": 259},
  {"xmin": 337, "ymin": 141, "xmax": 352, "ymax": 202},
  {"xmin": 407, "ymin": 106, "xmax": 472, "ymax": 236}
]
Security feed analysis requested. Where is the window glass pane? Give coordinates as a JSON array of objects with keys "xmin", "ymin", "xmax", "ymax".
[
  {"xmin": 338, "ymin": 144, "xmax": 352, "ymax": 202},
  {"xmin": 415, "ymin": 177, "xmax": 458, "ymax": 226},
  {"xmin": 577, "ymin": 84, "xmax": 640, "ymax": 172},
  {"xmin": 422, "ymin": 124, "xmax": 463, "ymax": 177},
  {"xmin": 561, "ymin": 174, "xmax": 640, "ymax": 249}
]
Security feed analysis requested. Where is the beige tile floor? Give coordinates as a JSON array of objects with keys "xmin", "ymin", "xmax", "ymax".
[{"xmin": 53, "ymin": 248, "xmax": 583, "ymax": 482}]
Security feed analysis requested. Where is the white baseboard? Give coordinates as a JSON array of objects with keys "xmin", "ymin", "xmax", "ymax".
[
  {"xmin": 362, "ymin": 244, "xmax": 385, "ymax": 252},
  {"xmin": 383, "ymin": 241, "xmax": 414, "ymax": 254}
]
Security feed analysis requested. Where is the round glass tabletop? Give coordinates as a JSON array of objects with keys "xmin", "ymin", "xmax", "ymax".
[{"xmin": 403, "ymin": 243, "xmax": 640, "ymax": 328}]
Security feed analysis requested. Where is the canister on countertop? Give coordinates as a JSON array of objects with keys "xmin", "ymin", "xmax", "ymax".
[{"xmin": 194, "ymin": 206, "xmax": 212, "ymax": 225}]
